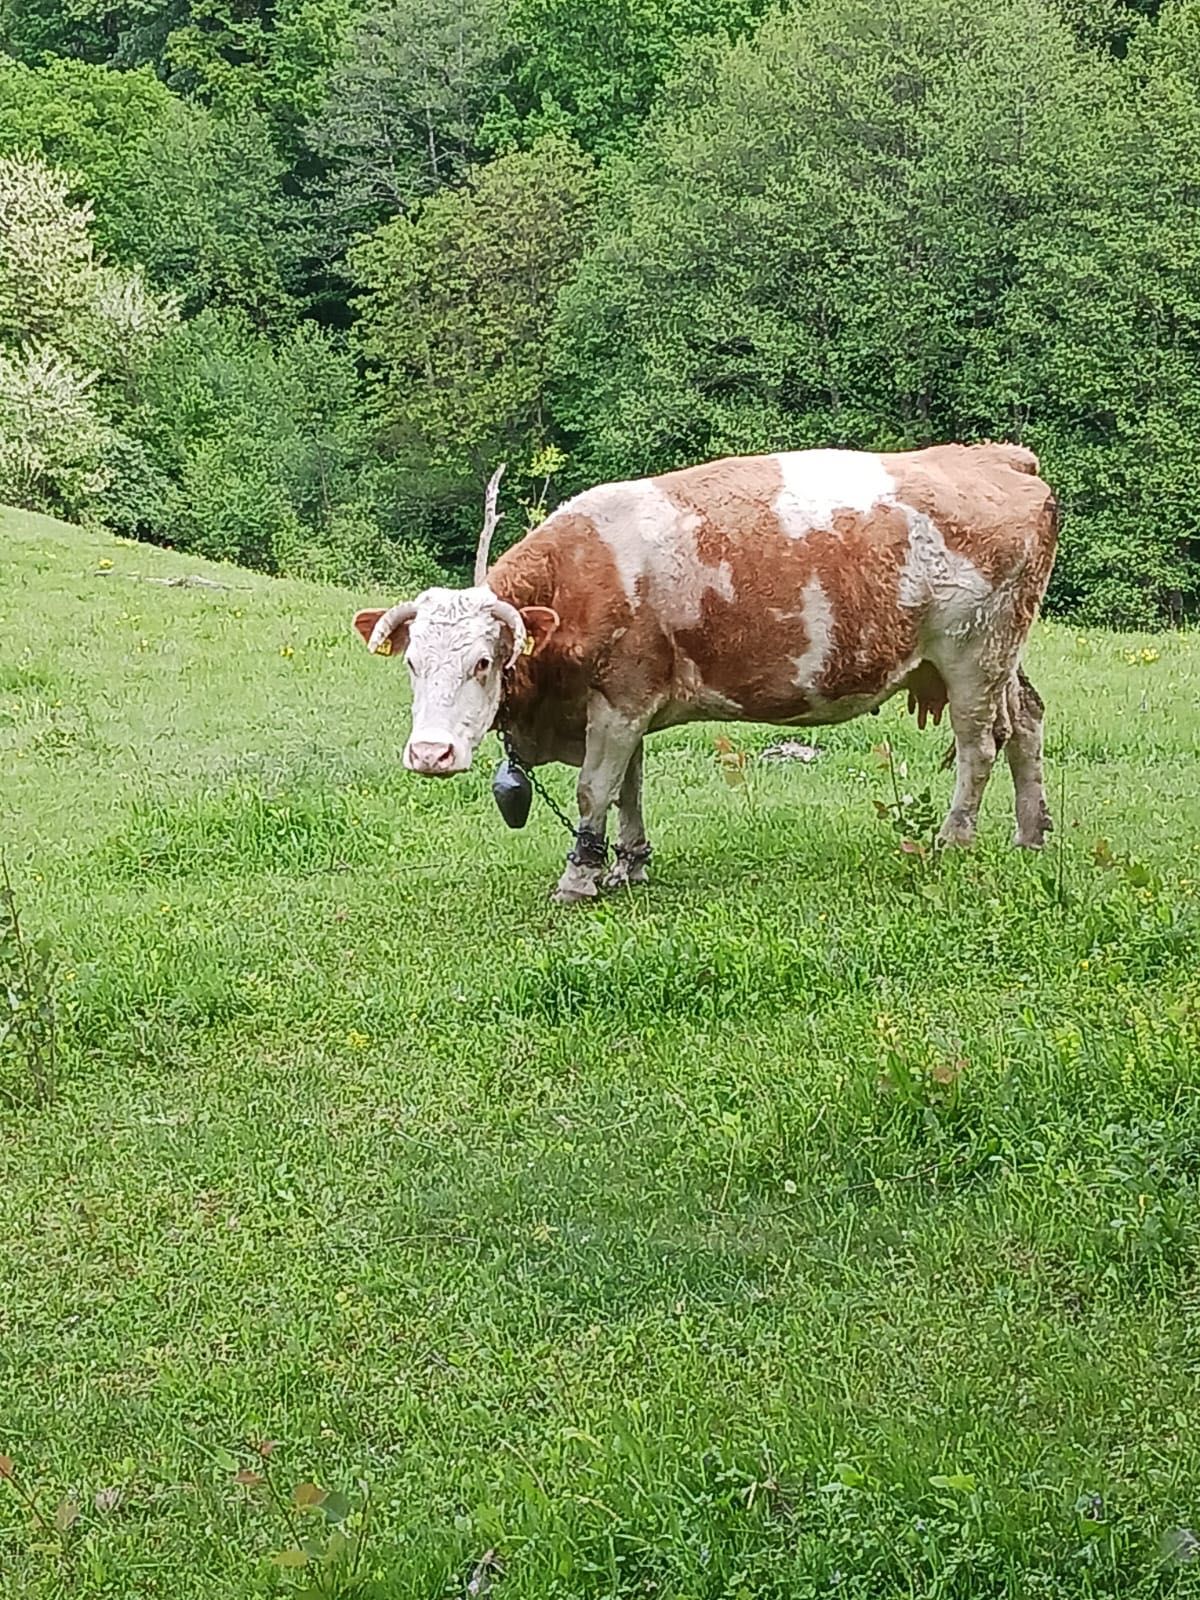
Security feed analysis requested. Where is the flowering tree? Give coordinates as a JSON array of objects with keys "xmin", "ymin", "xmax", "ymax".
[{"xmin": 0, "ymin": 153, "xmax": 176, "ymax": 514}]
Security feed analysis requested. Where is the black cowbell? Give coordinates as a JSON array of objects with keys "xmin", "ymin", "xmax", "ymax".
[{"xmin": 492, "ymin": 758, "xmax": 532, "ymax": 829}]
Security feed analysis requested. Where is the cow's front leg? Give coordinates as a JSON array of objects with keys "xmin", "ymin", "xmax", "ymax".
[
  {"xmin": 554, "ymin": 700, "xmax": 645, "ymax": 904},
  {"xmin": 601, "ymin": 741, "xmax": 651, "ymax": 891}
]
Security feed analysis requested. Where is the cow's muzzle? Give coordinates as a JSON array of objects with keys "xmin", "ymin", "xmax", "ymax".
[{"xmin": 405, "ymin": 738, "xmax": 469, "ymax": 776}]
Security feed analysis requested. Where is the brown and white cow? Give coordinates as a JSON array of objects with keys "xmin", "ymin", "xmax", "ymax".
[{"xmin": 353, "ymin": 443, "xmax": 1058, "ymax": 902}]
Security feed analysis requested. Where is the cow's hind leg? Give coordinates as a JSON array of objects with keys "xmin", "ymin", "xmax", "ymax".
[
  {"xmin": 554, "ymin": 699, "xmax": 646, "ymax": 904},
  {"xmin": 936, "ymin": 667, "xmax": 1007, "ymax": 848},
  {"xmin": 601, "ymin": 741, "xmax": 651, "ymax": 890},
  {"xmin": 1006, "ymin": 669, "xmax": 1052, "ymax": 848}
]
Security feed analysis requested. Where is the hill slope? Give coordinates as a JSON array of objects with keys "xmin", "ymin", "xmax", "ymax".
[{"xmin": 2, "ymin": 505, "xmax": 1199, "ymax": 1598}]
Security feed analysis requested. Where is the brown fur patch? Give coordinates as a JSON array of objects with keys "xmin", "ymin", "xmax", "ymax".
[
  {"xmin": 655, "ymin": 458, "xmax": 821, "ymax": 716},
  {"xmin": 489, "ymin": 515, "xmax": 647, "ymax": 762},
  {"xmin": 655, "ymin": 462, "xmax": 918, "ymax": 717},
  {"xmin": 813, "ymin": 504, "xmax": 918, "ymax": 699},
  {"xmin": 885, "ymin": 443, "xmax": 1055, "ymax": 587}
]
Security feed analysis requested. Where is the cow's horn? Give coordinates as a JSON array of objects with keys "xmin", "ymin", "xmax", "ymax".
[
  {"xmin": 490, "ymin": 599, "xmax": 527, "ymax": 667},
  {"xmin": 473, "ymin": 462, "xmax": 507, "ymax": 586},
  {"xmin": 368, "ymin": 601, "xmax": 417, "ymax": 654}
]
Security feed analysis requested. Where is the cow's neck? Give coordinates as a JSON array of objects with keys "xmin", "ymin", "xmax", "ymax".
[
  {"xmin": 488, "ymin": 538, "xmax": 588, "ymax": 765},
  {"xmin": 495, "ymin": 657, "xmax": 548, "ymax": 747},
  {"xmin": 494, "ymin": 648, "xmax": 586, "ymax": 769}
]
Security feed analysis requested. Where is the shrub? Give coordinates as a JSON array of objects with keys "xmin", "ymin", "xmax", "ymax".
[
  {"xmin": 0, "ymin": 153, "xmax": 95, "ymax": 351},
  {"xmin": 126, "ymin": 307, "xmax": 430, "ymax": 582},
  {"xmin": 157, "ymin": 437, "xmax": 307, "ymax": 569},
  {"xmin": 273, "ymin": 500, "xmax": 449, "ymax": 591},
  {"xmin": 0, "ymin": 344, "xmax": 119, "ymax": 515}
]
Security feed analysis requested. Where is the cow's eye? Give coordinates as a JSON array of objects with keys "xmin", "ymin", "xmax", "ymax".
[{"xmin": 473, "ymin": 655, "xmax": 492, "ymax": 678}]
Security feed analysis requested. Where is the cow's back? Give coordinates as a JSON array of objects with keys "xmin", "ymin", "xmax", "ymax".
[{"xmin": 559, "ymin": 443, "xmax": 1052, "ymax": 602}]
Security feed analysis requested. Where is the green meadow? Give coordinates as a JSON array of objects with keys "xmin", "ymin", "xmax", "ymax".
[{"xmin": 2, "ymin": 504, "xmax": 1199, "ymax": 1599}]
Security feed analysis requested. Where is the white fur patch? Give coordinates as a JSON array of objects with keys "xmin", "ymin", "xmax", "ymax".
[
  {"xmin": 789, "ymin": 577, "xmax": 835, "ymax": 691},
  {"xmin": 772, "ymin": 450, "xmax": 896, "ymax": 538},
  {"xmin": 566, "ymin": 479, "xmax": 735, "ymax": 627},
  {"xmin": 897, "ymin": 511, "xmax": 993, "ymax": 631}
]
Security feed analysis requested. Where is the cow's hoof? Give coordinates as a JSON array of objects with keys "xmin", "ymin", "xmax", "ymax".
[
  {"xmin": 552, "ymin": 885, "xmax": 597, "ymax": 904},
  {"xmin": 552, "ymin": 865, "xmax": 600, "ymax": 903},
  {"xmin": 936, "ymin": 811, "xmax": 976, "ymax": 849},
  {"xmin": 1014, "ymin": 804, "xmax": 1053, "ymax": 849},
  {"xmin": 936, "ymin": 829, "xmax": 975, "ymax": 849},
  {"xmin": 600, "ymin": 865, "xmax": 649, "ymax": 892},
  {"xmin": 602, "ymin": 843, "xmax": 651, "ymax": 891}
]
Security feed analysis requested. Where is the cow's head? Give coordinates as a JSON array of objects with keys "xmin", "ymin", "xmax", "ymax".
[{"xmin": 353, "ymin": 588, "xmax": 559, "ymax": 775}]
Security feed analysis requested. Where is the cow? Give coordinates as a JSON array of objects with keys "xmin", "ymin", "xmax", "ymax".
[{"xmin": 353, "ymin": 444, "xmax": 1058, "ymax": 902}]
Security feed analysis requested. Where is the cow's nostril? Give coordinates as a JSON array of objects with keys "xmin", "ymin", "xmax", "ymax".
[{"xmin": 409, "ymin": 740, "xmax": 458, "ymax": 773}]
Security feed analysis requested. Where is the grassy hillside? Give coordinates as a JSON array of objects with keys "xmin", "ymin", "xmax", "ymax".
[{"xmin": 1, "ymin": 504, "xmax": 1199, "ymax": 1599}]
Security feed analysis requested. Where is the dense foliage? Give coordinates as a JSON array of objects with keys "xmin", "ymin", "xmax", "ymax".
[{"xmin": 0, "ymin": 0, "xmax": 1195, "ymax": 620}]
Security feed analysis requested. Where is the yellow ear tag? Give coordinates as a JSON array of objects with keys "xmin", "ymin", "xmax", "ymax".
[
  {"xmin": 521, "ymin": 634, "xmax": 535, "ymax": 657},
  {"xmin": 375, "ymin": 638, "xmax": 392, "ymax": 657}
]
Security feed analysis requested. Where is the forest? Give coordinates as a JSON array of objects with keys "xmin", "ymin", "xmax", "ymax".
[{"xmin": 0, "ymin": 0, "xmax": 1194, "ymax": 626}]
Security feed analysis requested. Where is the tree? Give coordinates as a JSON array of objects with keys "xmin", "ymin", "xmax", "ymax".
[
  {"xmin": 0, "ymin": 0, "xmax": 361, "ymax": 157},
  {"xmin": 1012, "ymin": 0, "xmax": 1200, "ymax": 622},
  {"xmin": 555, "ymin": 0, "xmax": 1106, "ymax": 464},
  {"xmin": 115, "ymin": 105, "xmax": 295, "ymax": 320},
  {"xmin": 1050, "ymin": 0, "xmax": 1161, "ymax": 53},
  {"xmin": 0, "ymin": 61, "xmax": 294, "ymax": 321},
  {"xmin": 0, "ymin": 154, "xmax": 95, "ymax": 352},
  {"xmin": 304, "ymin": 0, "xmax": 508, "ymax": 256},
  {"xmin": 262, "ymin": 0, "xmax": 368, "ymax": 150},
  {"xmin": 0, "ymin": 60, "xmax": 175, "ymax": 237},
  {"xmin": 0, "ymin": 344, "xmax": 121, "ymax": 516},
  {"xmin": 162, "ymin": 0, "xmax": 363, "ymax": 149},
  {"xmin": 0, "ymin": 154, "xmax": 175, "ymax": 517},
  {"xmin": 484, "ymin": 0, "xmax": 771, "ymax": 156},
  {"xmin": 549, "ymin": 0, "xmax": 1197, "ymax": 621},
  {"xmin": 351, "ymin": 135, "xmax": 596, "ymax": 557}
]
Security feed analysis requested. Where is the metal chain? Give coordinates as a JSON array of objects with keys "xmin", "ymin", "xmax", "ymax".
[
  {"xmin": 496, "ymin": 676, "xmax": 614, "ymax": 866},
  {"xmin": 499, "ymin": 731, "xmax": 585, "ymax": 843}
]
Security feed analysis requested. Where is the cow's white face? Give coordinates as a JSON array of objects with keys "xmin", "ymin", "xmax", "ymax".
[{"xmin": 353, "ymin": 586, "xmax": 558, "ymax": 777}]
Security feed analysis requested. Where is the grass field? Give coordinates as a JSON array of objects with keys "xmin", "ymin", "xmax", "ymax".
[{"xmin": 2, "ymin": 503, "xmax": 1199, "ymax": 1600}]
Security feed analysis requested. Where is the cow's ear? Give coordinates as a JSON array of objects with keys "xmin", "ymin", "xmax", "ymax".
[
  {"xmin": 520, "ymin": 606, "xmax": 560, "ymax": 655},
  {"xmin": 353, "ymin": 608, "xmax": 410, "ymax": 658}
]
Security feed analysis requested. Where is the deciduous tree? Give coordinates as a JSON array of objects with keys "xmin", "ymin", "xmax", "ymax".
[{"xmin": 351, "ymin": 136, "xmax": 595, "ymax": 558}]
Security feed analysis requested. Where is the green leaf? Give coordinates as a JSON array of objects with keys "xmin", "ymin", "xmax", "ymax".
[
  {"xmin": 930, "ymin": 1472, "xmax": 976, "ymax": 1494},
  {"xmin": 271, "ymin": 1548, "xmax": 309, "ymax": 1567},
  {"xmin": 54, "ymin": 1497, "xmax": 80, "ymax": 1533},
  {"xmin": 322, "ymin": 1528, "xmax": 353, "ymax": 1565},
  {"xmin": 321, "ymin": 1489, "xmax": 352, "ymax": 1524}
]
